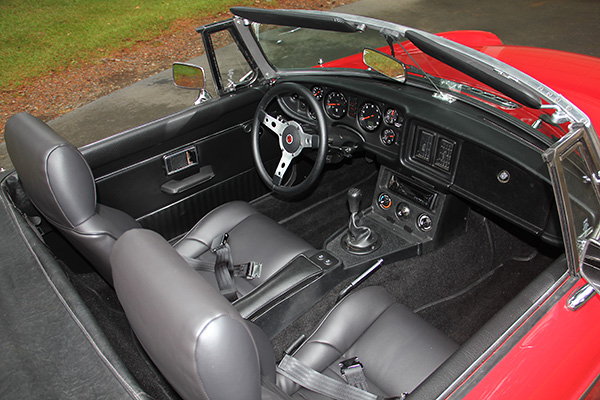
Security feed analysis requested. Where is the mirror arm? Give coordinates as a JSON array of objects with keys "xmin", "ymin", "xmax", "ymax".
[
  {"xmin": 385, "ymin": 35, "xmax": 395, "ymax": 58},
  {"xmin": 194, "ymin": 89, "xmax": 212, "ymax": 105}
]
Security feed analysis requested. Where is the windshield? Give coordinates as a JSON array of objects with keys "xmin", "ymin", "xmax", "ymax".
[
  {"xmin": 253, "ymin": 23, "xmax": 388, "ymax": 70},
  {"xmin": 253, "ymin": 23, "xmax": 534, "ymax": 113}
]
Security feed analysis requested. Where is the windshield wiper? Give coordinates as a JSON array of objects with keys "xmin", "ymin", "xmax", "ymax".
[{"xmin": 405, "ymin": 30, "xmax": 542, "ymax": 109}]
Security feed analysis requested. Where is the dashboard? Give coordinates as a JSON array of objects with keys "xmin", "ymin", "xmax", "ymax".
[{"xmin": 274, "ymin": 75, "xmax": 561, "ymax": 246}]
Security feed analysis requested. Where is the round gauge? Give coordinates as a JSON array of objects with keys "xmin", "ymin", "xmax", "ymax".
[
  {"xmin": 381, "ymin": 128, "xmax": 396, "ymax": 146},
  {"xmin": 377, "ymin": 193, "xmax": 392, "ymax": 210},
  {"xmin": 384, "ymin": 108, "xmax": 399, "ymax": 125},
  {"xmin": 312, "ymin": 86, "xmax": 324, "ymax": 101},
  {"xmin": 325, "ymin": 91, "xmax": 347, "ymax": 119},
  {"xmin": 358, "ymin": 102, "xmax": 382, "ymax": 131}
]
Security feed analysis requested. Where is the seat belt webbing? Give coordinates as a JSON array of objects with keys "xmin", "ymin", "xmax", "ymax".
[{"xmin": 277, "ymin": 355, "xmax": 391, "ymax": 400}]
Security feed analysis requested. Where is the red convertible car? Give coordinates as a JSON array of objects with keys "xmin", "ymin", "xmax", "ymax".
[{"xmin": 2, "ymin": 7, "xmax": 600, "ymax": 400}]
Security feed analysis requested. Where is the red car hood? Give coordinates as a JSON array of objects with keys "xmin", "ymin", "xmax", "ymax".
[{"xmin": 322, "ymin": 30, "xmax": 600, "ymax": 135}]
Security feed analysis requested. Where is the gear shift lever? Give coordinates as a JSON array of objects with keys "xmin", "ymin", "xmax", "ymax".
[
  {"xmin": 342, "ymin": 188, "xmax": 380, "ymax": 254},
  {"xmin": 347, "ymin": 188, "xmax": 362, "ymax": 215}
]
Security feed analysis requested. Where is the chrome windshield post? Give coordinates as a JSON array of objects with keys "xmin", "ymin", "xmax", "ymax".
[{"xmin": 543, "ymin": 124, "xmax": 600, "ymax": 277}]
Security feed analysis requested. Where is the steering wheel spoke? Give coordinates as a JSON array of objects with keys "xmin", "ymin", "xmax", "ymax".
[
  {"xmin": 300, "ymin": 133, "xmax": 320, "ymax": 149},
  {"xmin": 273, "ymin": 151, "xmax": 294, "ymax": 185},
  {"xmin": 261, "ymin": 111, "xmax": 287, "ymax": 138}
]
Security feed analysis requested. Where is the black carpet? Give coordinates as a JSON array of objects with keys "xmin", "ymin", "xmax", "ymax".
[
  {"xmin": 252, "ymin": 157, "xmax": 378, "ymax": 248},
  {"xmin": 270, "ymin": 211, "xmax": 558, "ymax": 358}
]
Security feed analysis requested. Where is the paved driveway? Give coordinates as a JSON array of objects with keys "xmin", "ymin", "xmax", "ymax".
[{"xmin": 1, "ymin": 0, "xmax": 598, "ymax": 169}]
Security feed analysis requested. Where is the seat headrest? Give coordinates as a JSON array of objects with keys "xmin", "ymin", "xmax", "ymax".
[
  {"xmin": 111, "ymin": 229, "xmax": 274, "ymax": 400},
  {"xmin": 5, "ymin": 113, "xmax": 96, "ymax": 228}
]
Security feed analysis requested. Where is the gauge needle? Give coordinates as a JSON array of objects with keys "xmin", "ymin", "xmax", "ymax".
[
  {"xmin": 361, "ymin": 115, "xmax": 373, "ymax": 120},
  {"xmin": 328, "ymin": 103, "xmax": 340, "ymax": 106}
]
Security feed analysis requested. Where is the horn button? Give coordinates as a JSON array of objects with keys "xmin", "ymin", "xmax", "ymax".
[{"xmin": 282, "ymin": 124, "xmax": 302, "ymax": 154}]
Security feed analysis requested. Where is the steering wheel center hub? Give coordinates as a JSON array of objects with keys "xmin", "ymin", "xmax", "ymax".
[{"xmin": 282, "ymin": 125, "xmax": 301, "ymax": 153}]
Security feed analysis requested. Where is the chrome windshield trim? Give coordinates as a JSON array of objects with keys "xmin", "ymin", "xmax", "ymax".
[
  {"xmin": 543, "ymin": 124, "xmax": 600, "ymax": 275},
  {"xmin": 233, "ymin": 9, "xmax": 591, "ymax": 128}
]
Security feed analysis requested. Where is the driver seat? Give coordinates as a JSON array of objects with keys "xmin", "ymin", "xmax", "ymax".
[{"xmin": 4, "ymin": 112, "xmax": 315, "ymax": 292}]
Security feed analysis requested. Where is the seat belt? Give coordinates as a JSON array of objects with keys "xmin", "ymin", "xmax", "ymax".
[
  {"xmin": 277, "ymin": 355, "xmax": 405, "ymax": 400},
  {"xmin": 182, "ymin": 233, "xmax": 262, "ymax": 302},
  {"xmin": 211, "ymin": 234, "xmax": 238, "ymax": 301}
]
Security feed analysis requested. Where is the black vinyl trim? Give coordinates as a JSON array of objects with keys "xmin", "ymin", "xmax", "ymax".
[{"xmin": 231, "ymin": 7, "xmax": 361, "ymax": 33}]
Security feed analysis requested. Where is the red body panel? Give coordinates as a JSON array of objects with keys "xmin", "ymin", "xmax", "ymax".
[
  {"xmin": 459, "ymin": 279, "xmax": 600, "ymax": 399},
  {"xmin": 324, "ymin": 30, "xmax": 600, "ymax": 136}
]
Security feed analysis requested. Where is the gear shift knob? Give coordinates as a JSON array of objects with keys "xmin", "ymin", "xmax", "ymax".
[{"xmin": 347, "ymin": 188, "xmax": 362, "ymax": 214}]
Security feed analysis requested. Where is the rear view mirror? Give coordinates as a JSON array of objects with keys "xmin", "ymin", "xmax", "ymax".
[
  {"xmin": 173, "ymin": 62, "xmax": 206, "ymax": 89},
  {"xmin": 363, "ymin": 48, "xmax": 406, "ymax": 83}
]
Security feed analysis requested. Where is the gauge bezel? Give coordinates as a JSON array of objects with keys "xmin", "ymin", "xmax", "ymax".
[
  {"xmin": 312, "ymin": 86, "xmax": 324, "ymax": 101},
  {"xmin": 358, "ymin": 102, "xmax": 382, "ymax": 132},
  {"xmin": 325, "ymin": 91, "xmax": 348, "ymax": 119},
  {"xmin": 384, "ymin": 108, "xmax": 399, "ymax": 125},
  {"xmin": 381, "ymin": 128, "xmax": 396, "ymax": 146}
]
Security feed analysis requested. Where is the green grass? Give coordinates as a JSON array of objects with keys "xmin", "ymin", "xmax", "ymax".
[{"xmin": 0, "ymin": 0, "xmax": 254, "ymax": 90}]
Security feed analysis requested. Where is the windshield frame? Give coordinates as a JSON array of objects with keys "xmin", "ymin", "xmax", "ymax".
[{"xmin": 231, "ymin": 8, "xmax": 591, "ymax": 129}]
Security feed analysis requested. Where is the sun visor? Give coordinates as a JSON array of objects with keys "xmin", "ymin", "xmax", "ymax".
[{"xmin": 230, "ymin": 7, "xmax": 361, "ymax": 33}]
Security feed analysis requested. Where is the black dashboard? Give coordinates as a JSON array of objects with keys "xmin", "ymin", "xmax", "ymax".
[{"xmin": 275, "ymin": 75, "xmax": 562, "ymax": 246}]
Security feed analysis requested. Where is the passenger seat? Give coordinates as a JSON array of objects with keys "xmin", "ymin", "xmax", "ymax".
[{"xmin": 111, "ymin": 228, "xmax": 458, "ymax": 399}]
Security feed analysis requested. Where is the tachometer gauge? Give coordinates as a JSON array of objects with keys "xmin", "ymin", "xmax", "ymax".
[
  {"xmin": 312, "ymin": 86, "xmax": 324, "ymax": 101},
  {"xmin": 325, "ymin": 91, "xmax": 348, "ymax": 119},
  {"xmin": 358, "ymin": 102, "xmax": 382, "ymax": 131}
]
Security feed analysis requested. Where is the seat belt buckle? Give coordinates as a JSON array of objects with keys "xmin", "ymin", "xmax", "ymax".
[
  {"xmin": 339, "ymin": 357, "xmax": 363, "ymax": 374},
  {"xmin": 339, "ymin": 357, "xmax": 369, "ymax": 391},
  {"xmin": 211, "ymin": 233, "xmax": 229, "ymax": 252},
  {"xmin": 245, "ymin": 261, "xmax": 262, "ymax": 280}
]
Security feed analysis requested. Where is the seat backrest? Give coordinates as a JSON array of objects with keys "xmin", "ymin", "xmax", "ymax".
[
  {"xmin": 5, "ymin": 113, "xmax": 139, "ymax": 284},
  {"xmin": 111, "ymin": 228, "xmax": 276, "ymax": 400}
]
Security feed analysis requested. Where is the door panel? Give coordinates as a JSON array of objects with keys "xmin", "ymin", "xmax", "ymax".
[{"xmin": 81, "ymin": 86, "xmax": 278, "ymax": 240}]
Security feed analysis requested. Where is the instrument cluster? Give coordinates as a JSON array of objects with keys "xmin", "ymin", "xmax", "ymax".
[{"xmin": 280, "ymin": 84, "xmax": 405, "ymax": 149}]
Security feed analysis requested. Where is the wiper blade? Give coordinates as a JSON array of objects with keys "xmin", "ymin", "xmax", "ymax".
[
  {"xmin": 405, "ymin": 30, "xmax": 542, "ymax": 109},
  {"xmin": 231, "ymin": 7, "xmax": 362, "ymax": 33}
]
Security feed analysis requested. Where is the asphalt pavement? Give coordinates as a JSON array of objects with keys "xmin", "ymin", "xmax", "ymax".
[{"xmin": 1, "ymin": 0, "xmax": 598, "ymax": 170}]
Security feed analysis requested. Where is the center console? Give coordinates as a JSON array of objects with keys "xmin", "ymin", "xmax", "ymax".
[
  {"xmin": 326, "ymin": 166, "xmax": 469, "ymax": 270},
  {"xmin": 240, "ymin": 166, "xmax": 469, "ymax": 338}
]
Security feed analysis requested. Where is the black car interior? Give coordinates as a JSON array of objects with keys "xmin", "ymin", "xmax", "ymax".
[{"xmin": 1, "ymin": 64, "xmax": 571, "ymax": 399}]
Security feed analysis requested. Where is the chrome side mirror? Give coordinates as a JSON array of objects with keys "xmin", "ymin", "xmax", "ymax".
[
  {"xmin": 363, "ymin": 48, "xmax": 406, "ymax": 83},
  {"xmin": 172, "ymin": 62, "xmax": 211, "ymax": 104}
]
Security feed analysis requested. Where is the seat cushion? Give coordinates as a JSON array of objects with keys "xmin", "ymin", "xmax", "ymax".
[
  {"xmin": 174, "ymin": 201, "xmax": 315, "ymax": 296},
  {"xmin": 278, "ymin": 286, "xmax": 459, "ymax": 398}
]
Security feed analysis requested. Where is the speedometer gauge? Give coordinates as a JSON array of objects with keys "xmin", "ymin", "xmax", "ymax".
[
  {"xmin": 358, "ymin": 102, "xmax": 382, "ymax": 131},
  {"xmin": 325, "ymin": 91, "xmax": 347, "ymax": 119}
]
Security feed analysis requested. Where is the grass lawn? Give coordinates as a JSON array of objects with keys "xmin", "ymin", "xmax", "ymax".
[{"xmin": 0, "ymin": 0, "xmax": 254, "ymax": 90}]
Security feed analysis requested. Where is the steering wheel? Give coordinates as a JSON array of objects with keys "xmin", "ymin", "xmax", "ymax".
[{"xmin": 252, "ymin": 82, "xmax": 328, "ymax": 197}]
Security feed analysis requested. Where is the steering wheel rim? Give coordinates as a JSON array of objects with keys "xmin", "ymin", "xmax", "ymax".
[{"xmin": 252, "ymin": 82, "xmax": 328, "ymax": 197}]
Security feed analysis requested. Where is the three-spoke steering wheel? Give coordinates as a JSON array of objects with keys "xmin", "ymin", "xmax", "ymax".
[{"xmin": 252, "ymin": 82, "xmax": 328, "ymax": 197}]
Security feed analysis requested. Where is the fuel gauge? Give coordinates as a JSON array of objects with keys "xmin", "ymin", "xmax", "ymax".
[
  {"xmin": 381, "ymin": 128, "xmax": 396, "ymax": 146},
  {"xmin": 384, "ymin": 108, "xmax": 399, "ymax": 125}
]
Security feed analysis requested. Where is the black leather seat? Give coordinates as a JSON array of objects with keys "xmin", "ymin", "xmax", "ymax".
[
  {"xmin": 4, "ymin": 112, "xmax": 314, "ymax": 291},
  {"xmin": 111, "ymin": 228, "xmax": 458, "ymax": 400}
]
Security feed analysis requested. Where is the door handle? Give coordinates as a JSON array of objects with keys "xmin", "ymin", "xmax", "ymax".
[{"xmin": 161, "ymin": 165, "xmax": 215, "ymax": 194}]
